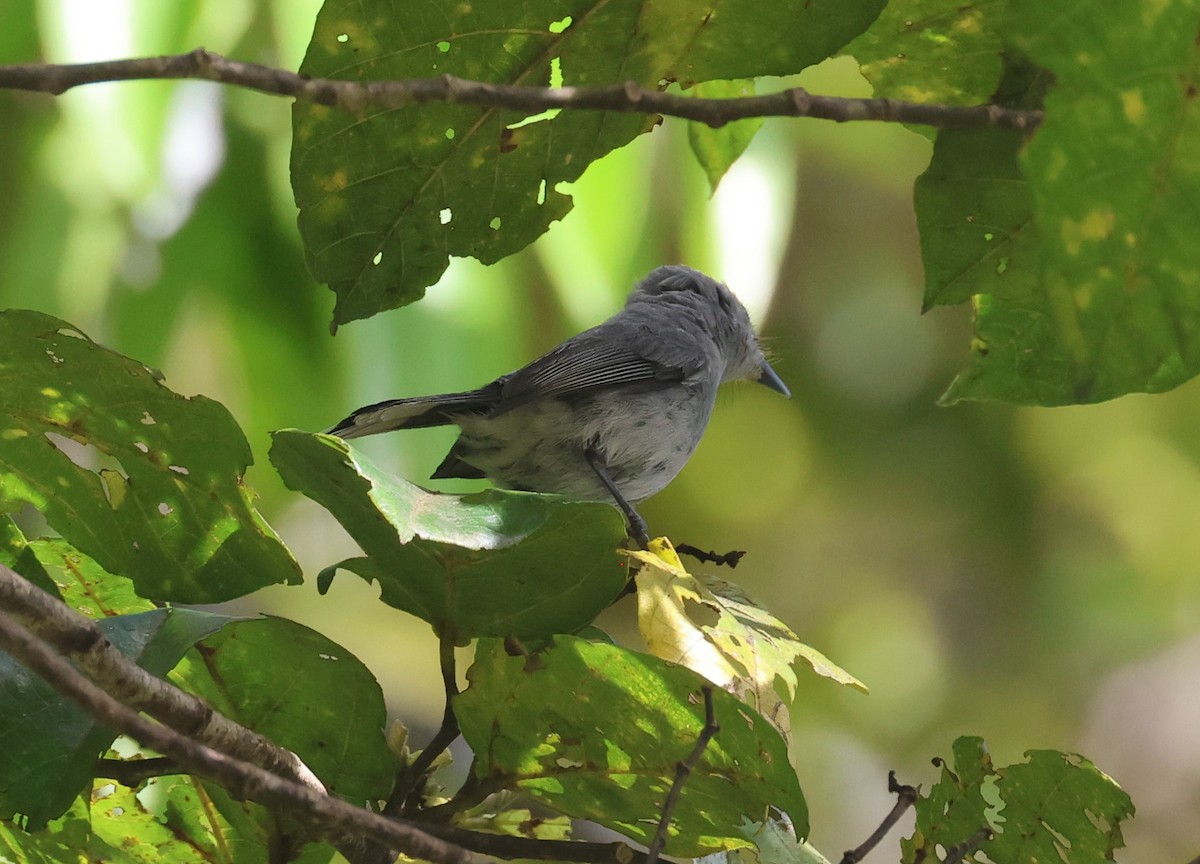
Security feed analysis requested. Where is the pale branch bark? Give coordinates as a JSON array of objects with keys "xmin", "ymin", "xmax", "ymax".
[
  {"xmin": 839, "ymin": 771, "xmax": 919, "ymax": 864},
  {"xmin": 0, "ymin": 563, "xmax": 325, "ymax": 795},
  {"xmin": 0, "ymin": 605, "xmax": 486, "ymax": 864},
  {"xmin": 645, "ymin": 685, "xmax": 719, "ymax": 864},
  {"xmin": 0, "ymin": 48, "xmax": 1044, "ymax": 131}
]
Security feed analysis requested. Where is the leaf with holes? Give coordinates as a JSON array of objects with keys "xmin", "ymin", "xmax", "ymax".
[
  {"xmin": 901, "ymin": 736, "xmax": 1134, "ymax": 864},
  {"xmin": 0, "ymin": 310, "xmax": 300, "ymax": 603},
  {"xmin": 0, "ymin": 608, "xmax": 231, "ymax": 829},
  {"xmin": 291, "ymin": 0, "xmax": 885, "ymax": 323},
  {"xmin": 631, "ymin": 541, "xmax": 865, "ymax": 740},
  {"xmin": 456, "ymin": 636, "xmax": 808, "ymax": 856},
  {"xmin": 269, "ymin": 429, "xmax": 629, "ymax": 639}
]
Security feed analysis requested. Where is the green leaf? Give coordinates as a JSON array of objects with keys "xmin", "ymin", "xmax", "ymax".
[
  {"xmin": 941, "ymin": 1, "xmax": 1200, "ymax": 404},
  {"xmin": 630, "ymin": 542, "xmax": 865, "ymax": 741},
  {"xmin": 901, "ymin": 736, "xmax": 993, "ymax": 864},
  {"xmin": 0, "ymin": 310, "xmax": 300, "ymax": 602},
  {"xmin": 29, "ymin": 539, "xmax": 155, "ymax": 618},
  {"xmin": 269, "ymin": 430, "xmax": 629, "ymax": 639},
  {"xmin": 0, "ymin": 608, "xmax": 232, "ymax": 829},
  {"xmin": 172, "ymin": 617, "xmax": 394, "ymax": 804},
  {"xmin": 0, "ymin": 779, "xmax": 336, "ymax": 864},
  {"xmin": 291, "ymin": 0, "xmax": 884, "ymax": 324},
  {"xmin": 902, "ymin": 737, "xmax": 1133, "ymax": 864},
  {"xmin": 456, "ymin": 636, "xmax": 807, "ymax": 856},
  {"xmin": 0, "ymin": 516, "xmax": 61, "ymax": 599},
  {"xmin": 847, "ymin": 0, "xmax": 1006, "ymax": 124},
  {"xmin": 687, "ymin": 80, "xmax": 765, "ymax": 193},
  {"xmin": 990, "ymin": 751, "xmax": 1133, "ymax": 864}
]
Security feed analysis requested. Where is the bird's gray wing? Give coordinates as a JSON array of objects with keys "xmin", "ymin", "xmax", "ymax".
[{"xmin": 494, "ymin": 335, "xmax": 685, "ymax": 412}]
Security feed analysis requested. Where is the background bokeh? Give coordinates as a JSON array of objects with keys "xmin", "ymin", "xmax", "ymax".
[{"xmin": 3, "ymin": 3, "xmax": 1199, "ymax": 861}]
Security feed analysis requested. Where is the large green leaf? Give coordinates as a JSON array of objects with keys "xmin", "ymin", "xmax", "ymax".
[
  {"xmin": 269, "ymin": 430, "xmax": 629, "ymax": 639},
  {"xmin": 902, "ymin": 736, "xmax": 1133, "ymax": 864},
  {"xmin": 291, "ymin": 0, "xmax": 884, "ymax": 323},
  {"xmin": 456, "ymin": 636, "xmax": 807, "ymax": 856},
  {"xmin": 847, "ymin": 0, "xmax": 1006, "ymax": 124},
  {"xmin": 0, "ymin": 311, "xmax": 300, "ymax": 602},
  {"xmin": 171, "ymin": 617, "xmax": 394, "ymax": 805},
  {"xmin": 937, "ymin": 0, "xmax": 1200, "ymax": 404},
  {"xmin": 0, "ymin": 608, "xmax": 231, "ymax": 829}
]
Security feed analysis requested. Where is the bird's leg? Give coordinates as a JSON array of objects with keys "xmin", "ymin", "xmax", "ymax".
[{"xmin": 584, "ymin": 444, "xmax": 650, "ymax": 547}]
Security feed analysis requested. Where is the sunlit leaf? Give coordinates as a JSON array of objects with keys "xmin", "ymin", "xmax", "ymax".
[
  {"xmin": 456, "ymin": 636, "xmax": 808, "ymax": 856},
  {"xmin": 291, "ymin": 0, "xmax": 884, "ymax": 323},
  {"xmin": 0, "ymin": 609, "xmax": 231, "ymax": 829},
  {"xmin": 171, "ymin": 617, "xmax": 394, "ymax": 805},
  {"xmin": 630, "ymin": 540, "xmax": 865, "ymax": 738},
  {"xmin": 0, "ymin": 311, "xmax": 301, "ymax": 602},
  {"xmin": 0, "ymin": 516, "xmax": 60, "ymax": 599},
  {"xmin": 269, "ymin": 430, "xmax": 629, "ymax": 639}
]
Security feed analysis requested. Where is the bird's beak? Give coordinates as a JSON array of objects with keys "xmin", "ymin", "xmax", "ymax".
[{"xmin": 757, "ymin": 361, "xmax": 791, "ymax": 398}]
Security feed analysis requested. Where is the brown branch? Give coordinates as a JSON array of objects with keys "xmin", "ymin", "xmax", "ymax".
[
  {"xmin": 0, "ymin": 48, "xmax": 1043, "ymax": 131},
  {"xmin": 943, "ymin": 827, "xmax": 991, "ymax": 864},
  {"xmin": 0, "ymin": 605, "xmax": 486, "ymax": 864},
  {"xmin": 96, "ymin": 756, "xmax": 183, "ymax": 785},
  {"xmin": 388, "ymin": 629, "xmax": 462, "ymax": 818},
  {"xmin": 645, "ymin": 685, "xmax": 719, "ymax": 864},
  {"xmin": 839, "ymin": 771, "xmax": 919, "ymax": 864},
  {"xmin": 0, "ymin": 564, "xmax": 324, "ymax": 794}
]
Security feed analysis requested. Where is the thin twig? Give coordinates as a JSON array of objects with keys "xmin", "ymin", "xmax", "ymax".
[
  {"xmin": 388, "ymin": 630, "xmax": 462, "ymax": 816},
  {"xmin": 96, "ymin": 756, "xmax": 183, "ymax": 785},
  {"xmin": 0, "ymin": 49, "xmax": 1044, "ymax": 131},
  {"xmin": 674, "ymin": 544, "xmax": 746, "ymax": 569},
  {"xmin": 645, "ymin": 685, "xmax": 719, "ymax": 864},
  {"xmin": 0, "ymin": 606, "xmax": 486, "ymax": 864},
  {"xmin": 839, "ymin": 771, "xmax": 919, "ymax": 864},
  {"xmin": 942, "ymin": 827, "xmax": 991, "ymax": 864}
]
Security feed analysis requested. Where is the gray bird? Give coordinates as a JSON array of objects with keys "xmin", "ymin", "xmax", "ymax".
[{"xmin": 328, "ymin": 265, "xmax": 790, "ymax": 544}]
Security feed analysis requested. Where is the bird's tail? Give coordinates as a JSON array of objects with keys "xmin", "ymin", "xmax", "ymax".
[{"xmin": 327, "ymin": 390, "xmax": 491, "ymax": 439}]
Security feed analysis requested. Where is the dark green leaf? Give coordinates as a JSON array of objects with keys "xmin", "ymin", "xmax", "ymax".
[
  {"xmin": 292, "ymin": 0, "xmax": 884, "ymax": 323},
  {"xmin": 269, "ymin": 430, "xmax": 629, "ymax": 639},
  {"xmin": 0, "ymin": 608, "xmax": 231, "ymax": 828},
  {"xmin": 687, "ymin": 80, "xmax": 764, "ymax": 193},
  {"xmin": 0, "ymin": 310, "xmax": 301, "ymax": 602},
  {"xmin": 456, "ymin": 636, "xmax": 807, "ymax": 856},
  {"xmin": 172, "ymin": 617, "xmax": 393, "ymax": 804},
  {"xmin": 941, "ymin": 1, "xmax": 1200, "ymax": 403}
]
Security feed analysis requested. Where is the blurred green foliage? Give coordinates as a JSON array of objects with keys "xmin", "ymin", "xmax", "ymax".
[{"xmin": 0, "ymin": 2, "xmax": 1198, "ymax": 862}]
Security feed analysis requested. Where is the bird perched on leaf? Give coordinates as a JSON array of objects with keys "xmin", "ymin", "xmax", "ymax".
[{"xmin": 328, "ymin": 265, "xmax": 790, "ymax": 545}]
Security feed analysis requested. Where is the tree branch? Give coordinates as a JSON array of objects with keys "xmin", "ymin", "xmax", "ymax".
[
  {"xmin": 0, "ymin": 48, "xmax": 1043, "ymax": 131},
  {"xmin": 0, "ymin": 564, "xmax": 324, "ymax": 794},
  {"xmin": 0, "ymin": 604, "xmax": 486, "ymax": 864},
  {"xmin": 645, "ymin": 685, "xmax": 719, "ymax": 864},
  {"xmin": 839, "ymin": 771, "xmax": 919, "ymax": 864}
]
